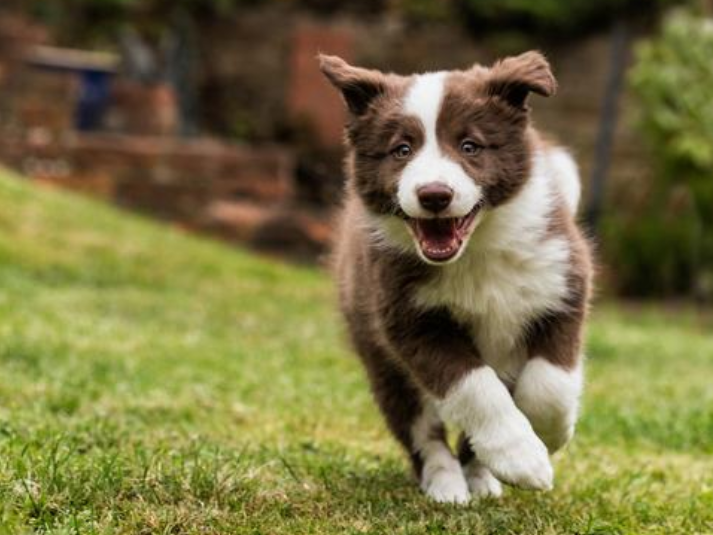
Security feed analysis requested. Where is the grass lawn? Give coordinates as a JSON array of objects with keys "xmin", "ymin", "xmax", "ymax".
[{"xmin": 0, "ymin": 168, "xmax": 712, "ymax": 534}]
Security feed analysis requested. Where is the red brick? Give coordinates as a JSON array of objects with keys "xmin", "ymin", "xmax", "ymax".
[
  {"xmin": 287, "ymin": 24, "xmax": 354, "ymax": 148},
  {"xmin": 202, "ymin": 200, "xmax": 274, "ymax": 241}
]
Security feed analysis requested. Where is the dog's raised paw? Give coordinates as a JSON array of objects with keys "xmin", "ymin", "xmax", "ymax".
[
  {"xmin": 479, "ymin": 434, "xmax": 553, "ymax": 491},
  {"xmin": 463, "ymin": 462, "xmax": 503, "ymax": 499},
  {"xmin": 421, "ymin": 467, "xmax": 471, "ymax": 504}
]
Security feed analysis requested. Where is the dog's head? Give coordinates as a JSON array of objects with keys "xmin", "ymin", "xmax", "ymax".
[{"xmin": 320, "ymin": 52, "xmax": 556, "ymax": 265}]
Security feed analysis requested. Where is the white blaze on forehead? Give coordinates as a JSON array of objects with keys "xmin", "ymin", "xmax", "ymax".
[
  {"xmin": 404, "ymin": 72, "xmax": 448, "ymax": 144},
  {"xmin": 398, "ymin": 72, "xmax": 482, "ymax": 219}
]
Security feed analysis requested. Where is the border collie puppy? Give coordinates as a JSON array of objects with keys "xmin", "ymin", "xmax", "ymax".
[{"xmin": 320, "ymin": 51, "xmax": 592, "ymax": 503}]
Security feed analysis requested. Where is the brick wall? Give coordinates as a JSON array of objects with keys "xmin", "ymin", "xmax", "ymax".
[
  {"xmin": 0, "ymin": 132, "xmax": 335, "ymax": 258},
  {"xmin": 287, "ymin": 24, "xmax": 353, "ymax": 148}
]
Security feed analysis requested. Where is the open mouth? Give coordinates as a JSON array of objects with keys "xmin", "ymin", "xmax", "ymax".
[{"xmin": 406, "ymin": 202, "xmax": 484, "ymax": 263}]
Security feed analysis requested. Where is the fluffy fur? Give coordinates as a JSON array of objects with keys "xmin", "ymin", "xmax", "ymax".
[{"xmin": 320, "ymin": 51, "xmax": 593, "ymax": 503}]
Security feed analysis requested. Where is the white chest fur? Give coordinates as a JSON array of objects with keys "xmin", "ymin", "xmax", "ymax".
[{"xmin": 413, "ymin": 154, "xmax": 573, "ymax": 383}]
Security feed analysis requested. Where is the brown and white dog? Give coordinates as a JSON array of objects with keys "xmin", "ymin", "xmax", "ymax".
[{"xmin": 320, "ymin": 51, "xmax": 592, "ymax": 503}]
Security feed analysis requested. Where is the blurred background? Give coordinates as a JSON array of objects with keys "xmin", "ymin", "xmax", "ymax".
[
  {"xmin": 2, "ymin": 3, "xmax": 713, "ymax": 532},
  {"xmin": 0, "ymin": 0, "xmax": 712, "ymax": 301}
]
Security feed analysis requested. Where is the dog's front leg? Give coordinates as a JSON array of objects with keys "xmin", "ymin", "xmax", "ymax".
[
  {"xmin": 515, "ymin": 303, "xmax": 587, "ymax": 453},
  {"xmin": 435, "ymin": 366, "xmax": 553, "ymax": 490},
  {"xmin": 385, "ymin": 307, "xmax": 552, "ymax": 491},
  {"xmin": 514, "ymin": 358, "xmax": 583, "ymax": 453}
]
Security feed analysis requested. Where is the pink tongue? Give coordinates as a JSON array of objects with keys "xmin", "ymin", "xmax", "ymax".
[{"xmin": 415, "ymin": 219, "xmax": 459, "ymax": 257}]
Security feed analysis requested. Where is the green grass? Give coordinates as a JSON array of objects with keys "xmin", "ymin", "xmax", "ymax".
[{"xmin": 0, "ymin": 168, "xmax": 712, "ymax": 534}]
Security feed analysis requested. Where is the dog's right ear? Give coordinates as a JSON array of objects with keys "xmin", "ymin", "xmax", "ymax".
[
  {"xmin": 485, "ymin": 51, "xmax": 556, "ymax": 110},
  {"xmin": 319, "ymin": 54, "xmax": 386, "ymax": 116}
]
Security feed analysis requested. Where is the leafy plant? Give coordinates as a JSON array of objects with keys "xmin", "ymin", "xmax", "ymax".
[
  {"xmin": 609, "ymin": 10, "xmax": 713, "ymax": 298},
  {"xmin": 457, "ymin": 0, "xmax": 682, "ymax": 35}
]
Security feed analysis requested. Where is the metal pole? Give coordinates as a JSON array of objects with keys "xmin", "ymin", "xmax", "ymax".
[{"xmin": 584, "ymin": 20, "xmax": 630, "ymax": 234}]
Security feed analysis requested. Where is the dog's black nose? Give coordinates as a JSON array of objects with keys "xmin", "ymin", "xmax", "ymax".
[{"xmin": 417, "ymin": 183, "xmax": 453, "ymax": 213}]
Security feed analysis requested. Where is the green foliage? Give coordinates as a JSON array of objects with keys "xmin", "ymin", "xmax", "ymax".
[
  {"xmin": 26, "ymin": 0, "xmax": 267, "ymax": 46},
  {"xmin": 28, "ymin": 0, "xmax": 684, "ymax": 38},
  {"xmin": 399, "ymin": 0, "xmax": 453, "ymax": 23},
  {"xmin": 457, "ymin": 0, "xmax": 681, "ymax": 34},
  {"xmin": 2, "ymin": 168, "xmax": 713, "ymax": 532},
  {"xmin": 602, "ymin": 209, "xmax": 701, "ymax": 297},
  {"xmin": 630, "ymin": 11, "xmax": 713, "ymax": 179},
  {"xmin": 609, "ymin": 10, "xmax": 713, "ymax": 298}
]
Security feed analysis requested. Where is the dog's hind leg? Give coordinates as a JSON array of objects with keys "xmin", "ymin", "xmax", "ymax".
[
  {"xmin": 456, "ymin": 432, "xmax": 503, "ymax": 499},
  {"xmin": 361, "ymin": 347, "xmax": 469, "ymax": 504}
]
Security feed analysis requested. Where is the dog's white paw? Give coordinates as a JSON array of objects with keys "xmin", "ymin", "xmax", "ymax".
[
  {"xmin": 421, "ymin": 466, "xmax": 470, "ymax": 504},
  {"xmin": 435, "ymin": 367, "xmax": 554, "ymax": 492},
  {"xmin": 463, "ymin": 462, "xmax": 503, "ymax": 499},
  {"xmin": 478, "ymin": 433, "xmax": 553, "ymax": 491}
]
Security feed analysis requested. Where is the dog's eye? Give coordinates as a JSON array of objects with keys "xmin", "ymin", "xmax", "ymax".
[
  {"xmin": 460, "ymin": 140, "xmax": 482, "ymax": 156},
  {"xmin": 392, "ymin": 144, "xmax": 412, "ymax": 160}
]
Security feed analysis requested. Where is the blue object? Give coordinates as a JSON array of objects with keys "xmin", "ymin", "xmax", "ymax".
[
  {"xmin": 25, "ymin": 46, "xmax": 118, "ymax": 132},
  {"xmin": 75, "ymin": 69, "xmax": 113, "ymax": 131}
]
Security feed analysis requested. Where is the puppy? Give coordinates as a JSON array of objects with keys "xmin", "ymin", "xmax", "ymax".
[{"xmin": 320, "ymin": 51, "xmax": 592, "ymax": 504}]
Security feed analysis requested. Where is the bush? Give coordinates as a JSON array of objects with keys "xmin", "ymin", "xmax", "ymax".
[
  {"xmin": 609, "ymin": 10, "xmax": 713, "ymax": 298},
  {"xmin": 457, "ymin": 0, "xmax": 681, "ymax": 35}
]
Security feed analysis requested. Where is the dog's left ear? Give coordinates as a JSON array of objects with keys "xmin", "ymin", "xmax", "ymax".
[
  {"xmin": 485, "ymin": 51, "xmax": 556, "ymax": 109},
  {"xmin": 319, "ymin": 54, "xmax": 387, "ymax": 116}
]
